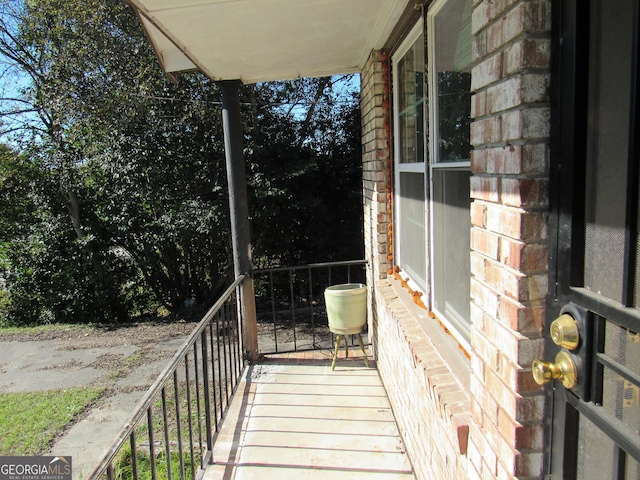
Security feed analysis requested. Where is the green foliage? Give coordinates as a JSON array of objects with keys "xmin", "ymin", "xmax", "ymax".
[
  {"xmin": 437, "ymin": 71, "xmax": 472, "ymax": 161},
  {"xmin": 248, "ymin": 78, "xmax": 363, "ymax": 267},
  {"xmin": 0, "ymin": 387, "xmax": 104, "ymax": 455},
  {"xmin": 0, "ymin": 0, "xmax": 363, "ymax": 325}
]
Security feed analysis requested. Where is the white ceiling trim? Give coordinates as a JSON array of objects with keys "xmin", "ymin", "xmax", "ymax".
[
  {"xmin": 131, "ymin": 2, "xmax": 204, "ymax": 76},
  {"xmin": 126, "ymin": 0, "xmax": 413, "ymax": 84}
]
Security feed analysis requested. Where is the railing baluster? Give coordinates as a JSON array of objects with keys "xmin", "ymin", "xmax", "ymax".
[
  {"xmin": 223, "ymin": 303, "xmax": 230, "ymax": 407},
  {"xmin": 234, "ymin": 293, "xmax": 242, "ymax": 383},
  {"xmin": 130, "ymin": 430, "xmax": 139, "ymax": 480},
  {"xmin": 308, "ymin": 266, "xmax": 315, "ymax": 348},
  {"xmin": 172, "ymin": 371, "xmax": 185, "ymax": 480},
  {"xmin": 161, "ymin": 387, "xmax": 172, "ymax": 480},
  {"xmin": 147, "ymin": 408, "xmax": 157, "ymax": 480},
  {"xmin": 184, "ymin": 355, "xmax": 196, "ymax": 480},
  {"xmin": 215, "ymin": 311, "xmax": 224, "ymax": 412},
  {"xmin": 236, "ymin": 284, "xmax": 244, "ymax": 361},
  {"xmin": 208, "ymin": 321, "xmax": 219, "ymax": 432},
  {"xmin": 269, "ymin": 271, "xmax": 278, "ymax": 352},
  {"xmin": 289, "ymin": 269, "xmax": 297, "ymax": 350},
  {"xmin": 200, "ymin": 331, "xmax": 213, "ymax": 463},
  {"xmin": 226, "ymin": 300, "xmax": 236, "ymax": 391},
  {"xmin": 192, "ymin": 341, "xmax": 204, "ymax": 464}
]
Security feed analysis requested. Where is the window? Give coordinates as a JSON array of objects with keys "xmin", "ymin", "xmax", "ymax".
[
  {"xmin": 393, "ymin": 22, "xmax": 426, "ymax": 290},
  {"xmin": 392, "ymin": 0, "xmax": 472, "ymax": 347},
  {"xmin": 429, "ymin": 0, "xmax": 472, "ymax": 344}
]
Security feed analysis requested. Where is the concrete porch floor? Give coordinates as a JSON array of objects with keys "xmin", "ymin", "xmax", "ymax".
[{"xmin": 203, "ymin": 348, "xmax": 414, "ymax": 479}]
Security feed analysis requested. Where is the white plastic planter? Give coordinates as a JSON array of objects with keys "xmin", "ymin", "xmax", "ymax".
[{"xmin": 324, "ymin": 283, "xmax": 367, "ymax": 335}]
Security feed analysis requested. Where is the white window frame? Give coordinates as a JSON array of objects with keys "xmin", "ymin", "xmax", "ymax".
[
  {"xmin": 427, "ymin": 0, "xmax": 472, "ymax": 352},
  {"xmin": 392, "ymin": 20, "xmax": 427, "ymax": 294},
  {"xmin": 392, "ymin": 0, "xmax": 472, "ymax": 352}
]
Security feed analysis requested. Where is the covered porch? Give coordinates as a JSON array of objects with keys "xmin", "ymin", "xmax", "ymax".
[
  {"xmin": 84, "ymin": 1, "xmax": 420, "ymax": 478},
  {"xmin": 85, "ymin": 264, "xmax": 415, "ymax": 479},
  {"xmin": 204, "ymin": 352, "xmax": 413, "ymax": 480}
]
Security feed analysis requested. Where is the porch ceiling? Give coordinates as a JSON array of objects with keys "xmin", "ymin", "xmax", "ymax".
[{"xmin": 126, "ymin": 0, "xmax": 413, "ymax": 84}]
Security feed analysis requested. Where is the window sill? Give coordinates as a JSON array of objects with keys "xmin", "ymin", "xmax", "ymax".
[{"xmin": 376, "ymin": 277, "xmax": 471, "ymax": 455}]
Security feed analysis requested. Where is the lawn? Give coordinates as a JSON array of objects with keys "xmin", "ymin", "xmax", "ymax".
[{"xmin": 0, "ymin": 387, "xmax": 104, "ymax": 455}]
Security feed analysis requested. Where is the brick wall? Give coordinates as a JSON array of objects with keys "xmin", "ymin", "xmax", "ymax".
[
  {"xmin": 361, "ymin": 0, "xmax": 552, "ymax": 477},
  {"xmin": 361, "ymin": 50, "xmax": 392, "ymax": 349},
  {"xmin": 375, "ymin": 281, "xmax": 471, "ymax": 479},
  {"xmin": 468, "ymin": 0, "xmax": 551, "ymax": 478},
  {"xmin": 361, "ymin": 49, "xmax": 471, "ymax": 480}
]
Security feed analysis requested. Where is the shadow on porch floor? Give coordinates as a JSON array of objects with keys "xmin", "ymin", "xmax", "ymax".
[{"xmin": 203, "ymin": 348, "xmax": 414, "ymax": 479}]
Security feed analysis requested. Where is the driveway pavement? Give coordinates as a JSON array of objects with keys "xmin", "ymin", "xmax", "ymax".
[{"xmin": 0, "ymin": 322, "xmax": 197, "ymax": 479}]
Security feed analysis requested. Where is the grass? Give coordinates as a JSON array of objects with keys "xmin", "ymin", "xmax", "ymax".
[
  {"xmin": 0, "ymin": 323, "xmax": 90, "ymax": 337},
  {"xmin": 113, "ymin": 444, "xmax": 194, "ymax": 480},
  {"xmin": 110, "ymin": 380, "xmax": 203, "ymax": 480},
  {"xmin": 0, "ymin": 387, "xmax": 104, "ymax": 455}
]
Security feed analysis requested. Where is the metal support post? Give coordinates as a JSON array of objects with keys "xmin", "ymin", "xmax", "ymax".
[{"xmin": 220, "ymin": 80, "xmax": 259, "ymax": 362}]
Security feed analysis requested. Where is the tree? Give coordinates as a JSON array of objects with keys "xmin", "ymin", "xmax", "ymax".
[
  {"xmin": 0, "ymin": 0, "xmax": 233, "ymax": 322},
  {"xmin": 246, "ymin": 77, "xmax": 363, "ymax": 267},
  {"xmin": 0, "ymin": 0, "xmax": 363, "ymax": 325}
]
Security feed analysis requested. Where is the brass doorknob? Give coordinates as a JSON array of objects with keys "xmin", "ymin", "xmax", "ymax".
[
  {"xmin": 550, "ymin": 314, "xmax": 580, "ymax": 350},
  {"xmin": 532, "ymin": 351, "xmax": 578, "ymax": 389}
]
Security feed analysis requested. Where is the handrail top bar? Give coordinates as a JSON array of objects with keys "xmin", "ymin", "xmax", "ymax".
[
  {"xmin": 84, "ymin": 274, "xmax": 246, "ymax": 480},
  {"xmin": 252, "ymin": 259, "xmax": 367, "ymax": 274}
]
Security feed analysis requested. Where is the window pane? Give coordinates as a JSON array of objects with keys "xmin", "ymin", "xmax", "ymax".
[
  {"xmin": 397, "ymin": 33, "xmax": 425, "ymax": 164},
  {"xmin": 399, "ymin": 172, "xmax": 427, "ymax": 290},
  {"xmin": 434, "ymin": 0, "xmax": 472, "ymax": 162},
  {"xmin": 433, "ymin": 168, "xmax": 471, "ymax": 339}
]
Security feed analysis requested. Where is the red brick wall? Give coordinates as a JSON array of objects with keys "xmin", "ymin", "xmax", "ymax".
[
  {"xmin": 361, "ymin": 50, "xmax": 392, "ymax": 352},
  {"xmin": 361, "ymin": 49, "xmax": 471, "ymax": 480},
  {"xmin": 361, "ymin": 0, "xmax": 552, "ymax": 477},
  {"xmin": 468, "ymin": 0, "xmax": 551, "ymax": 477}
]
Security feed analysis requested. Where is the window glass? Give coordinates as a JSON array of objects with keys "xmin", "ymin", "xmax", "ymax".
[
  {"xmin": 397, "ymin": 32, "xmax": 425, "ymax": 164},
  {"xmin": 399, "ymin": 172, "xmax": 427, "ymax": 290},
  {"xmin": 429, "ymin": 0, "xmax": 473, "ymax": 346},
  {"xmin": 392, "ymin": 0, "xmax": 472, "ymax": 347},
  {"xmin": 434, "ymin": 0, "xmax": 472, "ymax": 163},
  {"xmin": 393, "ymin": 24, "xmax": 426, "ymax": 294},
  {"xmin": 433, "ymin": 168, "xmax": 471, "ymax": 338}
]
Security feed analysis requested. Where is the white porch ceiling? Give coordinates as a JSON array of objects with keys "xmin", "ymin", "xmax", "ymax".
[{"xmin": 126, "ymin": 0, "xmax": 413, "ymax": 84}]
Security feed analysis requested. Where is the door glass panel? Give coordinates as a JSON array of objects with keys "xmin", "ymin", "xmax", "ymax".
[
  {"xmin": 602, "ymin": 365, "xmax": 640, "ymax": 436},
  {"xmin": 577, "ymin": 415, "xmax": 618, "ymax": 479},
  {"xmin": 604, "ymin": 321, "xmax": 640, "ymax": 366},
  {"xmin": 602, "ymin": 321, "xmax": 640, "ymax": 436},
  {"xmin": 583, "ymin": 0, "xmax": 633, "ymax": 304}
]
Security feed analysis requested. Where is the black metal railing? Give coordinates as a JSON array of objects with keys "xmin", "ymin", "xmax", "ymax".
[
  {"xmin": 252, "ymin": 260, "xmax": 367, "ymax": 354},
  {"xmin": 85, "ymin": 276, "xmax": 247, "ymax": 480}
]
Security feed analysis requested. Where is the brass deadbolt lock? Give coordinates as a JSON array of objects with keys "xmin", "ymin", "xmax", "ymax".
[
  {"xmin": 532, "ymin": 351, "xmax": 578, "ymax": 389},
  {"xmin": 550, "ymin": 314, "xmax": 580, "ymax": 350}
]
